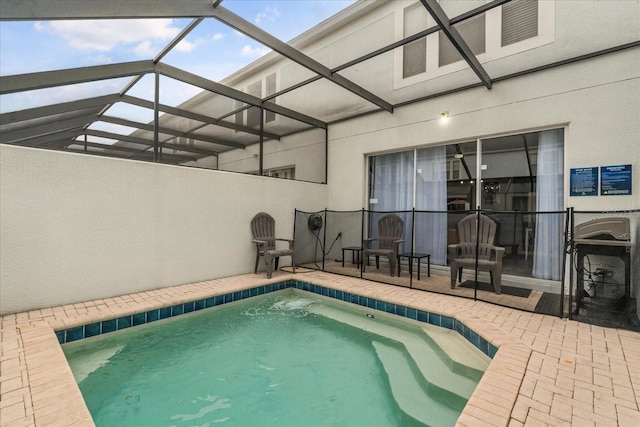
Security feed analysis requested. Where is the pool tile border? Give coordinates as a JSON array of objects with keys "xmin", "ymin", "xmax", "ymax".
[{"xmin": 56, "ymin": 279, "xmax": 498, "ymax": 359}]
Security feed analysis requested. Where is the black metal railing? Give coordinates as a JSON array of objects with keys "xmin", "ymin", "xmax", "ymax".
[{"xmin": 293, "ymin": 208, "xmax": 639, "ymax": 329}]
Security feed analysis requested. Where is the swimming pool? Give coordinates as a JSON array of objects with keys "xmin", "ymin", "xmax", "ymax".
[{"xmin": 63, "ymin": 289, "xmax": 490, "ymax": 426}]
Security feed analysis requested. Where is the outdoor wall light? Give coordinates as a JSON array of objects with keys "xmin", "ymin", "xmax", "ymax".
[
  {"xmin": 440, "ymin": 111, "xmax": 450, "ymax": 121},
  {"xmin": 454, "ymin": 153, "xmax": 464, "ymax": 159}
]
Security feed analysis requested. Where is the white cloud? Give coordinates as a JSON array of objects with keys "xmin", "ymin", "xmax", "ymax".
[
  {"xmin": 241, "ymin": 45, "xmax": 271, "ymax": 58},
  {"xmin": 87, "ymin": 54, "xmax": 113, "ymax": 64},
  {"xmin": 174, "ymin": 37, "xmax": 207, "ymax": 53},
  {"xmin": 34, "ymin": 19, "xmax": 182, "ymax": 53},
  {"xmin": 212, "ymin": 32, "xmax": 226, "ymax": 41},
  {"xmin": 255, "ymin": 6, "xmax": 281, "ymax": 24},
  {"xmin": 133, "ymin": 40, "xmax": 155, "ymax": 57}
]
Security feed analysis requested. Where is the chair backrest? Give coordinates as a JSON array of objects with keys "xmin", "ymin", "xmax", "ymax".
[
  {"xmin": 456, "ymin": 214, "xmax": 497, "ymax": 260},
  {"xmin": 251, "ymin": 212, "xmax": 276, "ymax": 250},
  {"xmin": 377, "ymin": 214, "xmax": 405, "ymax": 250}
]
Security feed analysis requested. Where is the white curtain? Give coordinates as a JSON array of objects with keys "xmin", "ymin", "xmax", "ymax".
[
  {"xmin": 370, "ymin": 151, "xmax": 414, "ymax": 211},
  {"xmin": 533, "ymin": 129, "xmax": 564, "ymax": 280},
  {"xmin": 415, "ymin": 146, "xmax": 448, "ymax": 265},
  {"xmin": 369, "ymin": 151, "xmax": 414, "ymax": 245}
]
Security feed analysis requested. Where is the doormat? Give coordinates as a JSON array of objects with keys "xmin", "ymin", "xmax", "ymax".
[
  {"xmin": 534, "ymin": 292, "xmax": 562, "ymax": 316},
  {"xmin": 459, "ymin": 280, "xmax": 532, "ymax": 298}
]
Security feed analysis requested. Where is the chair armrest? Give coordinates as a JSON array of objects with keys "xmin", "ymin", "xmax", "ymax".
[
  {"xmin": 252, "ymin": 239, "xmax": 266, "ymax": 246},
  {"xmin": 491, "ymin": 246, "xmax": 505, "ymax": 263},
  {"xmin": 363, "ymin": 238, "xmax": 377, "ymax": 249},
  {"xmin": 393, "ymin": 239, "xmax": 405, "ymax": 251},
  {"xmin": 391, "ymin": 240, "xmax": 405, "ymax": 257},
  {"xmin": 276, "ymin": 238, "xmax": 294, "ymax": 249}
]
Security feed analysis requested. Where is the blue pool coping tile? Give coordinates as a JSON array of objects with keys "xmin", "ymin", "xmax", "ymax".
[{"xmin": 56, "ymin": 279, "xmax": 498, "ymax": 359}]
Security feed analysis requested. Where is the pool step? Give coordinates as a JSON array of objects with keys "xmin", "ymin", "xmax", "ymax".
[
  {"xmin": 308, "ymin": 304, "xmax": 481, "ymax": 400},
  {"xmin": 421, "ymin": 324, "xmax": 489, "ymax": 380},
  {"xmin": 372, "ymin": 340, "xmax": 462, "ymax": 427},
  {"xmin": 65, "ymin": 345, "xmax": 123, "ymax": 383}
]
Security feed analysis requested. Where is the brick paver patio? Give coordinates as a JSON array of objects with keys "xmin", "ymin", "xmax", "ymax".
[{"xmin": 1, "ymin": 271, "xmax": 639, "ymax": 426}]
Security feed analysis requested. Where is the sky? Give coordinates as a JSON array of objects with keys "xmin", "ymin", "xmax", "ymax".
[{"xmin": 0, "ymin": 0, "xmax": 356, "ymax": 117}]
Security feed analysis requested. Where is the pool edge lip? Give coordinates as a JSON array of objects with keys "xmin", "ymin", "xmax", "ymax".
[
  {"xmin": 55, "ymin": 279, "xmax": 500, "ymax": 360},
  {"xmin": 20, "ymin": 322, "xmax": 95, "ymax": 426}
]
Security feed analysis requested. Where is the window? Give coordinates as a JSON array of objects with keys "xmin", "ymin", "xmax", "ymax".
[
  {"xmin": 447, "ymin": 158, "xmax": 460, "ymax": 180},
  {"xmin": 502, "ymin": 0, "xmax": 538, "ymax": 47},
  {"xmin": 438, "ymin": 0, "xmax": 487, "ymax": 67},
  {"xmin": 171, "ymin": 136, "xmax": 194, "ymax": 154},
  {"xmin": 266, "ymin": 166, "xmax": 295, "ymax": 180},
  {"xmin": 439, "ymin": 14, "xmax": 486, "ymax": 67},
  {"xmin": 397, "ymin": 0, "xmax": 548, "ymax": 85},
  {"xmin": 402, "ymin": 3, "xmax": 429, "ymax": 78},
  {"xmin": 265, "ymin": 73, "xmax": 276, "ymax": 123},
  {"xmin": 234, "ymin": 100, "xmax": 243, "ymax": 130},
  {"xmin": 247, "ymin": 81, "xmax": 262, "ymax": 129},
  {"xmin": 252, "ymin": 166, "xmax": 296, "ymax": 179}
]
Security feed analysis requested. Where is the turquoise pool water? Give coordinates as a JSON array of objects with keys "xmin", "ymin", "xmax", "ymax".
[{"xmin": 63, "ymin": 291, "xmax": 488, "ymax": 426}]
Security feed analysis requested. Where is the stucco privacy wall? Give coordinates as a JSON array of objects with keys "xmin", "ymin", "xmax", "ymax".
[
  {"xmin": 325, "ymin": 47, "xmax": 640, "ymax": 310},
  {"xmin": 0, "ymin": 145, "xmax": 328, "ymax": 315}
]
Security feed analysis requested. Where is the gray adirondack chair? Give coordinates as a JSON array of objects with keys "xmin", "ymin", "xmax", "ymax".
[
  {"xmin": 449, "ymin": 213, "xmax": 505, "ymax": 293},
  {"xmin": 251, "ymin": 212, "xmax": 295, "ymax": 279},
  {"xmin": 363, "ymin": 213, "xmax": 405, "ymax": 277}
]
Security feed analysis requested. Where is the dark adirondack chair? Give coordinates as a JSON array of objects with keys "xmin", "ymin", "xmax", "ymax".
[
  {"xmin": 449, "ymin": 214, "xmax": 505, "ymax": 293},
  {"xmin": 363, "ymin": 213, "xmax": 405, "ymax": 277},
  {"xmin": 251, "ymin": 212, "xmax": 295, "ymax": 279}
]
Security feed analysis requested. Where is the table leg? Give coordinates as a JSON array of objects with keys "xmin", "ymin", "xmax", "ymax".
[
  {"xmin": 427, "ymin": 255, "xmax": 431, "ymax": 277},
  {"xmin": 416, "ymin": 258, "xmax": 420, "ymax": 280}
]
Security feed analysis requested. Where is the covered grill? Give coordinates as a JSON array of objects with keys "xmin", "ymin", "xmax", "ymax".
[{"xmin": 574, "ymin": 217, "xmax": 632, "ymax": 316}]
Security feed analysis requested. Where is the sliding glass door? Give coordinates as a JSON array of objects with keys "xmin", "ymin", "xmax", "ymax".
[{"xmin": 367, "ymin": 128, "xmax": 565, "ymax": 280}]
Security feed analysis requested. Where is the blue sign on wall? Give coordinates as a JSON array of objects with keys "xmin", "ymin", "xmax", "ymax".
[
  {"xmin": 570, "ymin": 167, "xmax": 598, "ymax": 196},
  {"xmin": 601, "ymin": 164, "xmax": 632, "ymax": 196}
]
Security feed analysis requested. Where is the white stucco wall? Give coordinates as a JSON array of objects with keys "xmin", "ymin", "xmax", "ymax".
[
  {"xmin": 325, "ymin": 49, "xmax": 640, "ymax": 212},
  {"xmin": 0, "ymin": 145, "xmax": 328, "ymax": 315}
]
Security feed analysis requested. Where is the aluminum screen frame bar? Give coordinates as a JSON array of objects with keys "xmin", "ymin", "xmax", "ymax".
[{"xmin": 419, "ymin": 0, "xmax": 492, "ymax": 89}]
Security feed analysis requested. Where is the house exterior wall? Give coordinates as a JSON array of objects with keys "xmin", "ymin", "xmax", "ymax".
[
  {"xmin": 0, "ymin": 145, "xmax": 328, "ymax": 315},
  {"xmin": 326, "ymin": 49, "xmax": 639, "ymax": 212},
  {"xmin": 218, "ymin": 127, "xmax": 326, "ymax": 182}
]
